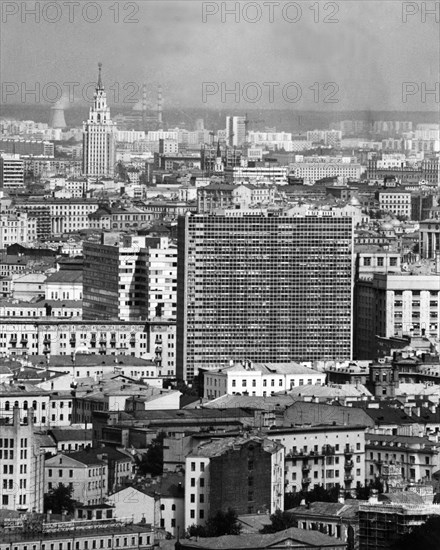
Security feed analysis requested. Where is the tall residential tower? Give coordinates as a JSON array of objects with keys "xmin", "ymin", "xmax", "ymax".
[
  {"xmin": 177, "ymin": 207, "xmax": 354, "ymax": 382},
  {"xmin": 82, "ymin": 63, "xmax": 117, "ymax": 178}
]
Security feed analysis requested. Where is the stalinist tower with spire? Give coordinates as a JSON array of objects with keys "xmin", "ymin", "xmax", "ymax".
[{"xmin": 82, "ymin": 63, "xmax": 117, "ymax": 178}]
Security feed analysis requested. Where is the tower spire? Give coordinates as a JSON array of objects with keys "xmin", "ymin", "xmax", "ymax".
[{"xmin": 97, "ymin": 62, "xmax": 103, "ymax": 90}]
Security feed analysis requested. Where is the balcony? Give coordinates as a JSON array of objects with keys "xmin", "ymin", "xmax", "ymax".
[
  {"xmin": 322, "ymin": 445, "xmax": 335, "ymax": 456},
  {"xmin": 344, "ymin": 474, "xmax": 354, "ymax": 482},
  {"xmin": 302, "ymin": 477, "xmax": 312, "ymax": 485},
  {"xmin": 302, "ymin": 464, "xmax": 311, "ymax": 473},
  {"xmin": 344, "ymin": 460, "xmax": 354, "ymax": 469},
  {"xmin": 344, "ymin": 446, "xmax": 354, "ymax": 456}
]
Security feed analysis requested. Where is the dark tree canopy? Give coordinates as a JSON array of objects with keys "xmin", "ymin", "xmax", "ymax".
[
  {"xmin": 261, "ymin": 509, "xmax": 298, "ymax": 534},
  {"xmin": 186, "ymin": 508, "xmax": 242, "ymax": 538},
  {"xmin": 135, "ymin": 431, "xmax": 165, "ymax": 477},
  {"xmin": 391, "ymin": 516, "xmax": 440, "ymax": 550},
  {"xmin": 43, "ymin": 483, "xmax": 76, "ymax": 514}
]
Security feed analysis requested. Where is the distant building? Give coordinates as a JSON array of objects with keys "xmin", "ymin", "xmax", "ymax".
[
  {"xmin": 82, "ymin": 64, "xmax": 117, "ymax": 179},
  {"xmin": 203, "ymin": 361, "xmax": 324, "ymax": 399},
  {"xmin": 226, "ymin": 116, "xmax": 246, "ymax": 147},
  {"xmin": 0, "ymin": 154, "xmax": 24, "ymax": 188}
]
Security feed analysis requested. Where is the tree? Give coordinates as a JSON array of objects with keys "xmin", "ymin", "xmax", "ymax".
[
  {"xmin": 260, "ymin": 509, "xmax": 298, "ymax": 534},
  {"xmin": 355, "ymin": 479, "xmax": 384, "ymax": 500},
  {"xmin": 284, "ymin": 484, "xmax": 340, "ymax": 509},
  {"xmin": 43, "ymin": 483, "xmax": 76, "ymax": 514},
  {"xmin": 391, "ymin": 516, "xmax": 440, "ymax": 550},
  {"xmin": 186, "ymin": 508, "xmax": 242, "ymax": 538},
  {"xmin": 135, "ymin": 431, "xmax": 165, "ymax": 477}
]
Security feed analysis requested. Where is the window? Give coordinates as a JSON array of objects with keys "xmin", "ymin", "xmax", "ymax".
[{"xmin": 191, "ymin": 462, "xmax": 196, "ymax": 471}]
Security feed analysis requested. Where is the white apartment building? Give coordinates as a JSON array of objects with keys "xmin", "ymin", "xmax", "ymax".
[
  {"xmin": 289, "ymin": 157, "xmax": 362, "ymax": 184},
  {"xmin": 0, "ymin": 212, "xmax": 36, "ymax": 248},
  {"xmin": 306, "ymin": 130, "xmax": 342, "ymax": 146},
  {"xmin": 147, "ymin": 130, "xmax": 179, "ymax": 142},
  {"xmin": 225, "ymin": 165, "xmax": 288, "ymax": 184},
  {"xmin": 45, "ymin": 452, "xmax": 107, "ymax": 505},
  {"xmin": 15, "ymin": 198, "xmax": 100, "ymax": 234},
  {"xmin": 116, "ymin": 130, "xmax": 146, "ymax": 143},
  {"xmin": 0, "ymin": 320, "xmax": 176, "ymax": 376},
  {"xmin": 0, "ymin": 154, "xmax": 24, "ymax": 188},
  {"xmin": 84, "ymin": 234, "xmax": 177, "ymax": 324},
  {"xmin": 248, "ymin": 131, "xmax": 292, "ymax": 144},
  {"xmin": 0, "ymin": 385, "xmax": 72, "ymax": 427},
  {"xmin": 226, "ymin": 116, "xmax": 247, "ymax": 147},
  {"xmin": 267, "ymin": 425, "xmax": 366, "ymax": 493},
  {"xmin": 0, "ymin": 407, "xmax": 45, "ymax": 512},
  {"xmin": 378, "ymin": 190, "xmax": 412, "ymax": 218},
  {"xmin": 204, "ymin": 361, "xmax": 324, "ymax": 399}
]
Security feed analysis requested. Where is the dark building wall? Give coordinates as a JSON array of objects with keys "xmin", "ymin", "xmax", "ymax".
[
  {"xmin": 209, "ymin": 440, "xmax": 272, "ymax": 516},
  {"xmin": 82, "ymin": 242, "xmax": 120, "ymax": 320}
]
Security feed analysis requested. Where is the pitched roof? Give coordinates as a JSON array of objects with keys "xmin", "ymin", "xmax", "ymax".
[
  {"xmin": 189, "ymin": 435, "xmax": 282, "ymax": 459},
  {"xmin": 179, "ymin": 527, "xmax": 346, "ymax": 549},
  {"xmin": 45, "ymin": 271, "xmax": 83, "ymax": 284},
  {"xmin": 50, "ymin": 429, "xmax": 93, "ymax": 442}
]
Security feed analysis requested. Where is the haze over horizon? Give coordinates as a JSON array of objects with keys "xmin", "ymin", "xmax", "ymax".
[{"xmin": 1, "ymin": 1, "xmax": 439, "ymax": 113}]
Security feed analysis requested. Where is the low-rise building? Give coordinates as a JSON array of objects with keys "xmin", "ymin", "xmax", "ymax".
[
  {"xmin": 365, "ymin": 433, "xmax": 440, "ymax": 485},
  {"xmin": 203, "ymin": 361, "xmax": 324, "ymax": 399},
  {"xmin": 184, "ymin": 435, "xmax": 284, "ymax": 530}
]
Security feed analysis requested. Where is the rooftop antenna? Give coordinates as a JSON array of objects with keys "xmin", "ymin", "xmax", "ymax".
[
  {"xmin": 97, "ymin": 62, "xmax": 103, "ymax": 90},
  {"xmin": 142, "ymin": 84, "xmax": 147, "ymax": 131},
  {"xmin": 157, "ymin": 84, "xmax": 163, "ymax": 126}
]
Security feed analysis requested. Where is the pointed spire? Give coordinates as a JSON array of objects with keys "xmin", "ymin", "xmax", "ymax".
[{"xmin": 97, "ymin": 62, "xmax": 103, "ymax": 90}]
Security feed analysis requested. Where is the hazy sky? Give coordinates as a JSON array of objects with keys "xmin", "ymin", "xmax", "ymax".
[{"xmin": 1, "ymin": 0, "xmax": 439, "ymax": 111}]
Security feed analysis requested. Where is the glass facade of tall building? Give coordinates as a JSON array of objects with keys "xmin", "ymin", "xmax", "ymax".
[{"xmin": 177, "ymin": 210, "xmax": 354, "ymax": 382}]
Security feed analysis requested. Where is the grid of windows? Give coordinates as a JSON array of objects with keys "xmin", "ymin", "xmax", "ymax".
[{"xmin": 178, "ymin": 213, "xmax": 353, "ymax": 380}]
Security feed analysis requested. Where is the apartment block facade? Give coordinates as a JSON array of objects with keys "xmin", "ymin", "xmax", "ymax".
[
  {"xmin": 0, "ymin": 407, "xmax": 44, "ymax": 513},
  {"xmin": 177, "ymin": 209, "xmax": 354, "ymax": 381}
]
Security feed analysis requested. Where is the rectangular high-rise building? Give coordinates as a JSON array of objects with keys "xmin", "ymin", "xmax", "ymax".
[
  {"xmin": 83, "ymin": 234, "xmax": 177, "ymax": 322},
  {"xmin": 177, "ymin": 208, "xmax": 354, "ymax": 382},
  {"xmin": 226, "ymin": 116, "xmax": 246, "ymax": 147},
  {"xmin": 0, "ymin": 154, "xmax": 24, "ymax": 188}
]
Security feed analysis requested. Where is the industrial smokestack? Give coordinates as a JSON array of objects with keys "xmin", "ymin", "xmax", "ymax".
[{"xmin": 50, "ymin": 96, "xmax": 68, "ymax": 128}]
